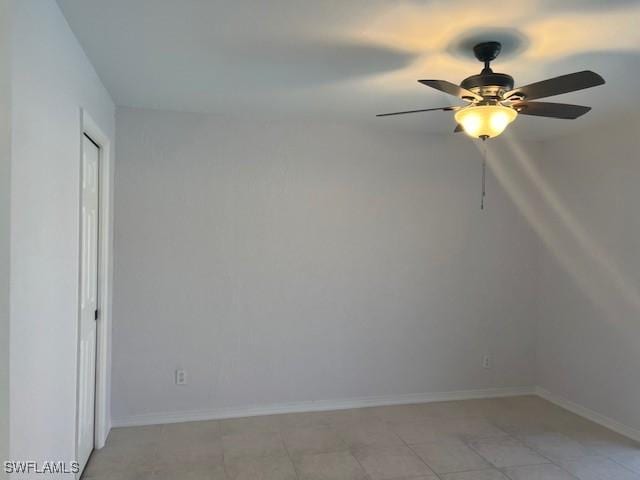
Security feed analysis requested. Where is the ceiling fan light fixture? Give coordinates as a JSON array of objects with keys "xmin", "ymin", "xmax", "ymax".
[{"xmin": 454, "ymin": 104, "xmax": 517, "ymax": 139}]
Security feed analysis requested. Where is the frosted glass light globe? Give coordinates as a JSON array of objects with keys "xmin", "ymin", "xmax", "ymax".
[{"xmin": 454, "ymin": 104, "xmax": 517, "ymax": 139}]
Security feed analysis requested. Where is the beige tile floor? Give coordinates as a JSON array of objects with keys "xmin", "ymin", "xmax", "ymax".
[{"xmin": 83, "ymin": 396, "xmax": 640, "ymax": 480}]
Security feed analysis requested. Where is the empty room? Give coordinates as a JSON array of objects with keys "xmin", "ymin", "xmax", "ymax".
[{"xmin": 2, "ymin": 0, "xmax": 640, "ymax": 479}]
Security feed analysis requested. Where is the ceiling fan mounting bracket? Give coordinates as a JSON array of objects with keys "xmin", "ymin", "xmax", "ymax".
[{"xmin": 474, "ymin": 41, "xmax": 502, "ymax": 64}]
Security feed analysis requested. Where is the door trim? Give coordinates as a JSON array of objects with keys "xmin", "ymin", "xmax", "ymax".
[{"xmin": 76, "ymin": 109, "xmax": 113, "ymax": 469}]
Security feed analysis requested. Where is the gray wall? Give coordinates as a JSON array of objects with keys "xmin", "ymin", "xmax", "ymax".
[
  {"xmin": 0, "ymin": 1, "xmax": 10, "ymax": 476},
  {"xmin": 10, "ymin": 0, "xmax": 114, "ymax": 470},
  {"xmin": 536, "ymin": 117, "xmax": 640, "ymax": 433},
  {"xmin": 112, "ymin": 107, "xmax": 540, "ymax": 423}
]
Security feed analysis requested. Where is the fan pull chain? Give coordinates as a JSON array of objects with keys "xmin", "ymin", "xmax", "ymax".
[
  {"xmin": 480, "ymin": 139, "xmax": 487, "ymax": 210},
  {"xmin": 481, "ymin": 155, "xmax": 486, "ymax": 210}
]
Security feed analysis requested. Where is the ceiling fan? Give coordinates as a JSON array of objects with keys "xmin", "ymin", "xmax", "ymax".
[{"xmin": 377, "ymin": 41, "xmax": 605, "ymax": 139}]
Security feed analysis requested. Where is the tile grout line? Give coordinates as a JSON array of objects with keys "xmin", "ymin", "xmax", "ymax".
[
  {"xmin": 329, "ymin": 421, "xmax": 373, "ymax": 480},
  {"xmin": 459, "ymin": 423, "xmax": 561, "ymax": 478},
  {"xmin": 515, "ymin": 428, "xmax": 597, "ymax": 473},
  {"xmin": 281, "ymin": 428, "xmax": 303, "ymax": 480},
  {"xmin": 383, "ymin": 414, "xmax": 442, "ymax": 479},
  {"xmin": 330, "ymin": 411, "xmax": 430, "ymax": 480},
  {"xmin": 487, "ymin": 429, "xmax": 584, "ymax": 480},
  {"xmin": 220, "ymin": 421, "xmax": 230, "ymax": 480},
  {"xmin": 606, "ymin": 455, "xmax": 640, "ymax": 476}
]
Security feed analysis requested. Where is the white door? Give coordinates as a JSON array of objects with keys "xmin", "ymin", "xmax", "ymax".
[{"xmin": 77, "ymin": 134, "xmax": 100, "ymax": 473}]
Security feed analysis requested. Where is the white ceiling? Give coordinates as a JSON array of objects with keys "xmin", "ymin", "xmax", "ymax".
[{"xmin": 57, "ymin": 0, "xmax": 640, "ymax": 139}]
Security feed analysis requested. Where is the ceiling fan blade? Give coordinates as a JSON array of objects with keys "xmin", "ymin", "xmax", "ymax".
[
  {"xmin": 454, "ymin": 124, "xmax": 463, "ymax": 133},
  {"xmin": 376, "ymin": 106, "xmax": 456, "ymax": 117},
  {"xmin": 419, "ymin": 80, "xmax": 483, "ymax": 101},
  {"xmin": 513, "ymin": 101, "xmax": 591, "ymax": 119},
  {"xmin": 504, "ymin": 70, "xmax": 604, "ymax": 101}
]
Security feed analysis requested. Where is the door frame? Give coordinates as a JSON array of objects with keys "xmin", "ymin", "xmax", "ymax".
[{"xmin": 75, "ymin": 109, "xmax": 113, "ymax": 466}]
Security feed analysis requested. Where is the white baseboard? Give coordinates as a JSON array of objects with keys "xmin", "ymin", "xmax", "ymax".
[
  {"xmin": 536, "ymin": 387, "xmax": 640, "ymax": 443},
  {"xmin": 111, "ymin": 385, "xmax": 534, "ymax": 428},
  {"xmin": 110, "ymin": 385, "xmax": 640, "ymax": 444}
]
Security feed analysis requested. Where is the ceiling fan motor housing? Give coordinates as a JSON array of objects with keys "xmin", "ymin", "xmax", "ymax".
[{"xmin": 461, "ymin": 72, "xmax": 514, "ymax": 100}]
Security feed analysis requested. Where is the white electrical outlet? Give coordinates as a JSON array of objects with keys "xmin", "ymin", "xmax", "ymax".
[
  {"xmin": 482, "ymin": 355, "xmax": 491, "ymax": 369},
  {"xmin": 175, "ymin": 369, "xmax": 187, "ymax": 385}
]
